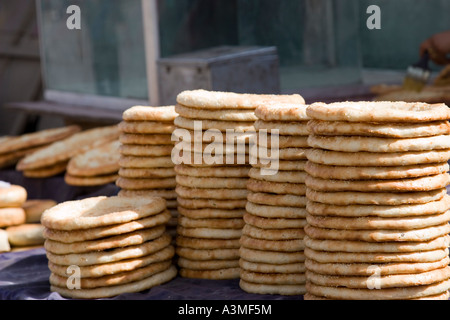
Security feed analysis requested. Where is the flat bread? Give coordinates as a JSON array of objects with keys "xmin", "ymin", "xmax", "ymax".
[
  {"xmin": 0, "ymin": 125, "xmax": 81, "ymax": 155},
  {"xmin": 306, "ymin": 195, "xmax": 450, "ymax": 218},
  {"xmin": 303, "ymin": 235, "xmax": 450, "ymax": 253},
  {"xmin": 254, "ymin": 120, "xmax": 309, "ymax": 136},
  {"xmin": 304, "ymin": 257, "xmax": 450, "ymax": 276},
  {"xmin": 0, "ymin": 208, "xmax": 26, "ymax": 228},
  {"xmin": 306, "ymin": 210, "xmax": 450, "ymax": 230},
  {"xmin": 6, "ymin": 223, "xmax": 45, "ymax": 246},
  {"xmin": 46, "ymin": 233, "xmax": 172, "ymax": 266},
  {"xmin": 305, "ymin": 279, "xmax": 450, "ymax": 300},
  {"xmin": 118, "ymin": 121, "xmax": 175, "ymax": 134},
  {"xmin": 307, "ymin": 119, "xmax": 450, "ymax": 138},
  {"xmin": 0, "ymin": 184, "xmax": 27, "ymax": 208},
  {"xmin": 174, "ymin": 116, "xmax": 255, "ymax": 132},
  {"xmin": 308, "ymin": 134, "xmax": 450, "ymax": 153},
  {"xmin": 304, "ymin": 223, "xmax": 450, "ymax": 242},
  {"xmin": 48, "ymin": 245, "xmax": 175, "ymax": 278},
  {"xmin": 175, "ymin": 185, "xmax": 248, "ymax": 200},
  {"xmin": 176, "ymin": 89, "xmax": 305, "ymax": 109},
  {"xmin": 43, "ymin": 213, "xmax": 170, "ymax": 243},
  {"xmin": 255, "ymin": 103, "xmax": 309, "ymax": 121},
  {"xmin": 306, "ymin": 148, "xmax": 450, "ymax": 167},
  {"xmin": 305, "ymin": 161, "xmax": 450, "ymax": 180},
  {"xmin": 41, "ymin": 196, "xmax": 166, "ymax": 231},
  {"xmin": 306, "ymin": 188, "xmax": 447, "ymax": 206},
  {"xmin": 44, "ymin": 227, "xmax": 166, "ymax": 254},
  {"xmin": 306, "ymin": 101, "xmax": 450, "ymax": 122},
  {"xmin": 66, "ymin": 140, "xmax": 120, "ymax": 177},
  {"xmin": 119, "ymin": 133, "xmax": 173, "ymax": 146},
  {"xmin": 122, "ymin": 105, "xmax": 177, "ymax": 122},
  {"xmin": 50, "ymin": 265, "xmax": 177, "ymax": 299},
  {"xmin": 305, "ymin": 173, "xmax": 450, "ymax": 192},
  {"xmin": 306, "ymin": 267, "xmax": 450, "ymax": 289},
  {"xmin": 239, "ymin": 279, "xmax": 306, "ymax": 296},
  {"xmin": 16, "ymin": 125, "xmax": 120, "ymax": 170},
  {"xmin": 175, "ymin": 104, "xmax": 257, "ymax": 121},
  {"xmin": 64, "ymin": 173, "xmax": 118, "ymax": 187},
  {"xmin": 22, "ymin": 161, "xmax": 68, "ymax": 178}
]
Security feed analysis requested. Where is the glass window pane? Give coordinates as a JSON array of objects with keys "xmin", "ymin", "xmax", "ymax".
[{"xmin": 39, "ymin": 0, "xmax": 148, "ymax": 100}]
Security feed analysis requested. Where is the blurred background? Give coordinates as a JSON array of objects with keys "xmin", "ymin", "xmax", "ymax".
[{"xmin": 1, "ymin": 0, "xmax": 450, "ymax": 136}]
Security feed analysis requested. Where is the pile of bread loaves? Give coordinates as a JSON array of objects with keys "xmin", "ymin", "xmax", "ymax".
[{"xmin": 1, "ymin": 89, "xmax": 450, "ymax": 301}]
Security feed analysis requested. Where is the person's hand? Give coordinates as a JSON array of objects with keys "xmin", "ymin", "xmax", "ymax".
[{"xmin": 420, "ymin": 31, "xmax": 450, "ymax": 65}]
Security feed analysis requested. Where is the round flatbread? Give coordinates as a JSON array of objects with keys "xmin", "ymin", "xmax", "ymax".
[
  {"xmin": 306, "ymin": 188, "xmax": 447, "ymax": 206},
  {"xmin": 305, "ymin": 161, "xmax": 450, "ymax": 180},
  {"xmin": 46, "ymin": 233, "xmax": 172, "ymax": 266},
  {"xmin": 6, "ymin": 223, "xmax": 45, "ymax": 246},
  {"xmin": 0, "ymin": 125, "xmax": 81, "ymax": 155},
  {"xmin": 118, "ymin": 121, "xmax": 175, "ymax": 134},
  {"xmin": 306, "ymin": 148, "xmax": 450, "ymax": 167},
  {"xmin": 176, "ymin": 89, "xmax": 305, "ymax": 109},
  {"xmin": 41, "ymin": 196, "xmax": 166, "ymax": 230},
  {"xmin": 119, "ymin": 133, "xmax": 173, "ymax": 146},
  {"xmin": 306, "ymin": 101, "xmax": 450, "ymax": 122},
  {"xmin": 174, "ymin": 116, "xmax": 255, "ymax": 132},
  {"xmin": 179, "ymin": 267, "xmax": 240, "ymax": 280},
  {"xmin": 175, "ymin": 104, "xmax": 257, "ymax": 121},
  {"xmin": 16, "ymin": 125, "xmax": 120, "ymax": 170},
  {"xmin": 122, "ymin": 105, "xmax": 177, "ymax": 122},
  {"xmin": 306, "ymin": 210, "xmax": 450, "ymax": 230},
  {"xmin": 303, "ymin": 235, "xmax": 450, "ymax": 253},
  {"xmin": 44, "ymin": 226, "xmax": 167, "ymax": 254},
  {"xmin": 67, "ymin": 140, "xmax": 120, "ymax": 177},
  {"xmin": 305, "ymin": 173, "xmax": 450, "ymax": 193},
  {"xmin": 239, "ymin": 279, "xmax": 306, "ymax": 296},
  {"xmin": 305, "ymin": 196, "xmax": 450, "ymax": 218},
  {"xmin": 0, "ymin": 207, "xmax": 26, "ymax": 228},
  {"xmin": 255, "ymin": 103, "xmax": 309, "ymax": 121},
  {"xmin": 305, "ymin": 279, "xmax": 450, "ymax": 300},
  {"xmin": 308, "ymin": 134, "xmax": 450, "ymax": 153},
  {"xmin": 43, "ymin": 213, "xmax": 170, "ymax": 243},
  {"xmin": 22, "ymin": 199, "xmax": 57, "ymax": 223},
  {"xmin": 239, "ymin": 258, "xmax": 306, "ymax": 274},
  {"xmin": 0, "ymin": 184, "xmax": 27, "ymax": 208},
  {"xmin": 50, "ymin": 265, "xmax": 177, "ymax": 299},
  {"xmin": 48, "ymin": 245, "xmax": 175, "ymax": 278},
  {"xmin": 305, "ymin": 257, "xmax": 450, "ymax": 276},
  {"xmin": 175, "ymin": 185, "xmax": 248, "ymax": 200},
  {"xmin": 304, "ymin": 223, "xmax": 450, "ymax": 242},
  {"xmin": 254, "ymin": 120, "xmax": 309, "ymax": 136},
  {"xmin": 307, "ymin": 119, "xmax": 450, "ymax": 138}
]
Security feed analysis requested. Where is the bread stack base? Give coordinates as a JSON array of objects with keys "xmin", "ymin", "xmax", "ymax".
[
  {"xmin": 304, "ymin": 101, "xmax": 450, "ymax": 300},
  {"xmin": 41, "ymin": 195, "xmax": 176, "ymax": 299},
  {"xmin": 240, "ymin": 102, "xmax": 309, "ymax": 296}
]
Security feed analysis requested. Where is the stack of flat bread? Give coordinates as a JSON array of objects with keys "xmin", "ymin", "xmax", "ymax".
[
  {"xmin": 173, "ymin": 89, "xmax": 258, "ymax": 280},
  {"xmin": 116, "ymin": 106, "xmax": 178, "ymax": 239},
  {"xmin": 173, "ymin": 89, "xmax": 306, "ymax": 280},
  {"xmin": 304, "ymin": 101, "xmax": 450, "ymax": 300},
  {"xmin": 16, "ymin": 125, "xmax": 119, "ymax": 179},
  {"xmin": 0, "ymin": 126, "xmax": 81, "ymax": 170},
  {"xmin": 65, "ymin": 140, "xmax": 121, "ymax": 187},
  {"xmin": 240, "ymin": 102, "xmax": 309, "ymax": 296},
  {"xmin": 41, "ymin": 195, "xmax": 176, "ymax": 299}
]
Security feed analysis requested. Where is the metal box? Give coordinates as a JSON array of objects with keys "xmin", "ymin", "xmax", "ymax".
[{"xmin": 157, "ymin": 46, "xmax": 280, "ymax": 105}]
